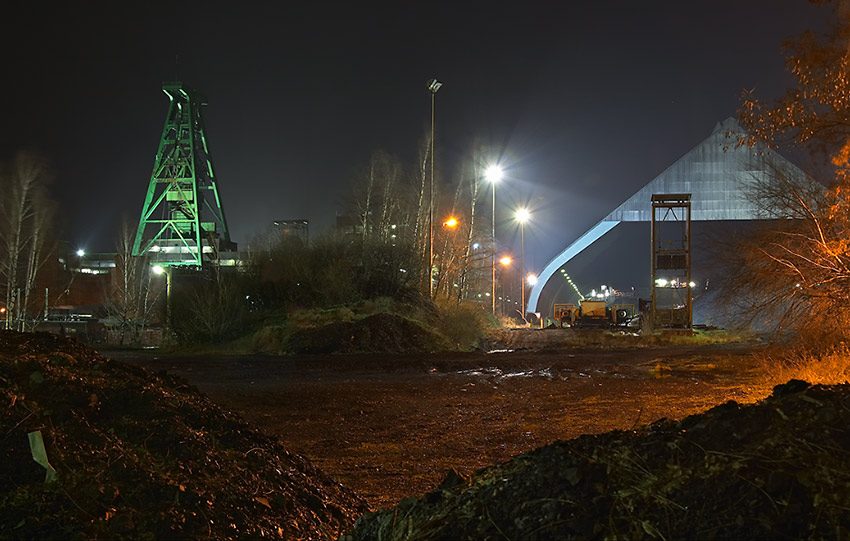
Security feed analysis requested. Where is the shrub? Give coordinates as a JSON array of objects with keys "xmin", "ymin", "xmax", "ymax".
[
  {"xmin": 170, "ymin": 273, "xmax": 249, "ymax": 344},
  {"xmin": 245, "ymin": 231, "xmax": 424, "ymax": 312},
  {"xmin": 290, "ymin": 306, "xmax": 356, "ymax": 328},
  {"xmin": 434, "ymin": 303, "xmax": 489, "ymax": 350},
  {"xmin": 251, "ymin": 324, "xmax": 289, "ymax": 353}
]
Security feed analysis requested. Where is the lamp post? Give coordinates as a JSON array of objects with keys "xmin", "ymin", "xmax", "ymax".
[
  {"xmin": 427, "ymin": 78, "xmax": 442, "ymax": 299},
  {"xmin": 499, "ymin": 256, "xmax": 512, "ymax": 316},
  {"xmin": 152, "ymin": 265, "xmax": 172, "ymax": 333},
  {"xmin": 515, "ymin": 208, "xmax": 530, "ymax": 318},
  {"xmin": 485, "ymin": 165, "xmax": 503, "ymax": 313}
]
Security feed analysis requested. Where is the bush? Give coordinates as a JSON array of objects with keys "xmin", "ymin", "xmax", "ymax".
[
  {"xmin": 251, "ymin": 324, "xmax": 289, "ymax": 352},
  {"xmin": 170, "ymin": 272, "xmax": 250, "ymax": 344},
  {"xmin": 433, "ymin": 303, "xmax": 489, "ymax": 350},
  {"xmin": 246, "ymin": 232, "xmax": 423, "ymax": 312},
  {"xmin": 289, "ymin": 306, "xmax": 356, "ymax": 328}
]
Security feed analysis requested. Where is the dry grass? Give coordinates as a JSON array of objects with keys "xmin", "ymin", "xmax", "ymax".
[
  {"xmin": 757, "ymin": 345, "xmax": 850, "ymax": 386},
  {"xmin": 487, "ymin": 327, "xmax": 756, "ymax": 351}
]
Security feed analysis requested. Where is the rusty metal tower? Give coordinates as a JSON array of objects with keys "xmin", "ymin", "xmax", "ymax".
[
  {"xmin": 132, "ymin": 82, "xmax": 234, "ymax": 267},
  {"xmin": 650, "ymin": 193, "xmax": 692, "ymax": 329}
]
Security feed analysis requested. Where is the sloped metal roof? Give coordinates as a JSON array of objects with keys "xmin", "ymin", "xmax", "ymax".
[
  {"xmin": 605, "ymin": 117, "xmax": 805, "ymax": 222},
  {"xmin": 527, "ymin": 118, "xmax": 812, "ymax": 314}
]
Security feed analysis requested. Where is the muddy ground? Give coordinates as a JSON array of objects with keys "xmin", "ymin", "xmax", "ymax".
[{"xmin": 108, "ymin": 339, "xmax": 774, "ymax": 511}]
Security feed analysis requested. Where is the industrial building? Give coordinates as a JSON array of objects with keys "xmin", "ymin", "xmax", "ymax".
[{"xmin": 526, "ymin": 118, "xmax": 816, "ymax": 327}]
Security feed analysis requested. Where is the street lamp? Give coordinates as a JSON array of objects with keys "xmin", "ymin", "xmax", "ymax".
[
  {"xmin": 498, "ymin": 255, "xmax": 512, "ymax": 316},
  {"xmin": 427, "ymin": 78, "xmax": 442, "ymax": 299},
  {"xmin": 485, "ymin": 164, "xmax": 503, "ymax": 313},
  {"xmin": 515, "ymin": 208, "xmax": 531, "ymax": 318},
  {"xmin": 152, "ymin": 265, "xmax": 172, "ymax": 332}
]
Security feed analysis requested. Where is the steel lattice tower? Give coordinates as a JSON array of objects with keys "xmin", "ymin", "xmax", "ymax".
[{"xmin": 132, "ymin": 82, "xmax": 234, "ymax": 267}]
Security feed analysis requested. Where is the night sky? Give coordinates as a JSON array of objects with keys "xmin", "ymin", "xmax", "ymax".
[{"xmin": 1, "ymin": 1, "xmax": 829, "ymax": 275}]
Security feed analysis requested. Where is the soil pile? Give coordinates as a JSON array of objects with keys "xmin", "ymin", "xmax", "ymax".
[
  {"xmin": 0, "ymin": 330, "xmax": 367, "ymax": 539},
  {"xmin": 288, "ymin": 313, "xmax": 448, "ymax": 354},
  {"xmin": 348, "ymin": 380, "xmax": 850, "ymax": 540}
]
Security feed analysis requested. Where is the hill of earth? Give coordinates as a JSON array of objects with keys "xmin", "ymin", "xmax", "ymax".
[
  {"xmin": 0, "ymin": 331, "xmax": 366, "ymax": 539},
  {"xmin": 346, "ymin": 379, "xmax": 850, "ymax": 539}
]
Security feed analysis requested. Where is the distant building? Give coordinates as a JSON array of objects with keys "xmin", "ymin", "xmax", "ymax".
[
  {"xmin": 273, "ymin": 219, "xmax": 309, "ymax": 245},
  {"xmin": 335, "ymin": 213, "xmax": 363, "ymax": 236}
]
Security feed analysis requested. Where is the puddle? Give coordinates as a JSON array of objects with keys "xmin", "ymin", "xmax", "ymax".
[{"xmin": 437, "ymin": 366, "xmax": 565, "ymax": 381}]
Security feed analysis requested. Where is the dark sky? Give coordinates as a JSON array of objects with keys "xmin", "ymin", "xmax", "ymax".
[{"xmin": 0, "ymin": 1, "xmax": 829, "ymax": 274}]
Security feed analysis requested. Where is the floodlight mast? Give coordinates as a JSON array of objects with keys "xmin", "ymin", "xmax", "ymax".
[
  {"xmin": 485, "ymin": 165, "xmax": 503, "ymax": 313},
  {"xmin": 427, "ymin": 78, "xmax": 442, "ymax": 299},
  {"xmin": 516, "ymin": 208, "xmax": 531, "ymax": 318}
]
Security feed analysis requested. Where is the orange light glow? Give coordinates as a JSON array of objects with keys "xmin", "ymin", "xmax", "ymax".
[
  {"xmin": 499, "ymin": 256, "xmax": 512, "ymax": 266},
  {"xmin": 443, "ymin": 217, "xmax": 458, "ymax": 228}
]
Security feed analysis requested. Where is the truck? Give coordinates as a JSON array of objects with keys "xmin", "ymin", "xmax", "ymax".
[{"xmin": 555, "ymin": 300, "xmax": 635, "ymax": 328}]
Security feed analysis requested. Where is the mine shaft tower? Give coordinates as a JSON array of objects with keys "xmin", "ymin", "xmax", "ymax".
[
  {"xmin": 650, "ymin": 193, "xmax": 692, "ymax": 329},
  {"xmin": 132, "ymin": 82, "xmax": 235, "ymax": 267}
]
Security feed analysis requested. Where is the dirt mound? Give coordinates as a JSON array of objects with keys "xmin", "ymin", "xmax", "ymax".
[
  {"xmin": 482, "ymin": 328, "xmax": 652, "ymax": 351},
  {"xmin": 347, "ymin": 380, "xmax": 850, "ymax": 539},
  {"xmin": 0, "ymin": 330, "xmax": 367, "ymax": 539},
  {"xmin": 288, "ymin": 312, "xmax": 448, "ymax": 354}
]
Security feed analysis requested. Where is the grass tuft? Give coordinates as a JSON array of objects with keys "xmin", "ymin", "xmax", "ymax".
[{"xmin": 757, "ymin": 345, "xmax": 850, "ymax": 386}]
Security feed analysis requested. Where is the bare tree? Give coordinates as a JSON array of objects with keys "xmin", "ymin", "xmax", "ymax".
[
  {"xmin": 430, "ymin": 142, "xmax": 491, "ymax": 304},
  {"xmin": 0, "ymin": 152, "xmax": 55, "ymax": 330},
  {"xmin": 739, "ymin": 0, "xmax": 850, "ymax": 160},
  {"xmin": 103, "ymin": 216, "xmax": 161, "ymax": 345},
  {"xmin": 715, "ymin": 164, "xmax": 837, "ymax": 340},
  {"xmin": 729, "ymin": 1, "xmax": 850, "ymax": 344},
  {"xmin": 354, "ymin": 150, "xmax": 405, "ymax": 242},
  {"xmin": 456, "ymin": 146, "xmax": 488, "ymax": 304},
  {"xmin": 413, "ymin": 136, "xmax": 432, "ymax": 292}
]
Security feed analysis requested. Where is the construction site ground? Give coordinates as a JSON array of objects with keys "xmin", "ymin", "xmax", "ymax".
[{"xmin": 108, "ymin": 333, "xmax": 772, "ymax": 510}]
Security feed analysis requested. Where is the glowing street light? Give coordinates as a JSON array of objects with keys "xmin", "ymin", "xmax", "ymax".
[
  {"xmin": 485, "ymin": 164, "xmax": 503, "ymax": 184},
  {"xmin": 76, "ymin": 249, "xmax": 85, "ymax": 257},
  {"xmin": 515, "ymin": 208, "xmax": 531, "ymax": 317},
  {"xmin": 515, "ymin": 208, "xmax": 530, "ymax": 223},
  {"xmin": 443, "ymin": 217, "xmax": 458, "ymax": 228},
  {"xmin": 526, "ymin": 273, "xmax": 538, "ymax": 286},
  {"xmin": 485, "ymin": 164, "xmax": 503, "ymax": 313},
  {"xmin": 499, "ymin": 256, "xmax": 512, "ymax": 266}
]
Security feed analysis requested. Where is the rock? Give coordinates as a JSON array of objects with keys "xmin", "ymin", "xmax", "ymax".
[
  {"xmin": 772, "ymin": 378, "xmax": 811, "ymax": 397},
  {"xmin": 437, "ymin": 467, "xmax": 468, "ymax": 490}
]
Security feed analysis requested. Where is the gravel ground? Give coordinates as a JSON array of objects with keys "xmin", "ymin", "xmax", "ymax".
[{"xmin": 111, "ymin": 339, "xmax": 772, "ymax": 510}]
